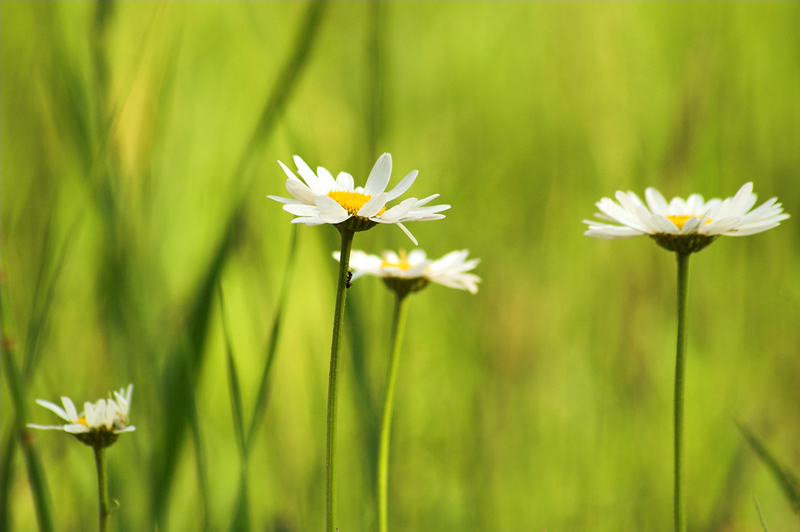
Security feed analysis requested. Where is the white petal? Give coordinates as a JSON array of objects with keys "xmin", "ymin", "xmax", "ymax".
[
  {"xmin": 359, "ymin": 192, "xmax": 389, "ymax": 218},
  {"xmin": 668, "ymin": 196, "xmax": 686, "ymax": 215},
  {"xmin": 728, "ymin": 182, "xmax": 754, "ymax": 216},
  {"xmin": 680, "ymin": 216, "xmax": 700, "ymax": 234},
  {"xmin": 283, "ymin": 203, "xmax": 320, "ymax": 217},
  {"xmin": 290, "ymin": 216, "xmax": 327, "ymax": 226},
  {"xmin": 651, "ymin": 214, "xmax": 680, "ymax": 233},
  {"xmin": 35, "ymin": 399, "xmax": 70, "ymax": 422},
  {"xmin": 62, "ymin": 397, "xmax": 79, "ymax": 422},
  {"xmin": 27, "ymin": 424, "xmax": 68, "ymax": 431},
  {"xmin": 315, "ymin": 195, "xmax": 349, "ymax": 217},
  {"xmin": 645, "ymin": 188, "xmax": 669, "ymax": 215},
  {"xmin": 364, "ymin": 153, "xmax": 392, "ymax": 196},
  {"xmin": 385, "ymin": 170, "xmax": 418, "ymax": 202},
  {"xmin": 318, "ymin": 211, "xmax": 351, "ymax": 224},
  {"xmin": 685, "ymin": 194, "xmax": 704, "ymax": 215},
  {"xmin": 115, "ymin": 426, "xmax": 136, "ymax": 433},
  {"xmin": 285, "ymin": 178, "xmax": 317, "ymax": 205},
  {"xmin": 64, "ymin": 424, "xmax": 91, "ymax": 434},
  {"xmin": 407, "ymin": 249, "xmax": 428, "ymax": 265},
  {"xmin": 336, "ymin": 172, "xmax": 354, "ymax": 191},
  {"xmin": 267, "ymin": 195, "xmax": 303, "ymax": 205},
  {"xmin": 278, "ymin": 160, "xmax": 301, "ymax": 182},
  {"xmin": 316, "ymin": 166, "xmax": 338, "ymax": 191},
  {"xmin": 396, "ymin": 223, "xmax": 418, "ymax": 245},
  {"xmin": 293, "ymin": 156, "xmax": 327, "ymax": 195}
]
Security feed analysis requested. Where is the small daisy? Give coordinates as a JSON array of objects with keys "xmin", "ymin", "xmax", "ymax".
[
  {"xmin": 268, "ymin": 153, "xmax": 450, "ymax": 244},
  {"xmin": 335, "ymin": 248, "xmax": 481, "ymax": 296},
  {"xmin": 584, "ymin": 182, "xmax": 789, "ymax": 253},
  {"xmin": 29, "ymin": 384, "xmax": 135, "ymax": 448}
]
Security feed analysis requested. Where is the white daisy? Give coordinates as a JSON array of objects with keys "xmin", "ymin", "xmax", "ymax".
[
  {"xmin": 29, "ymin": 384, "xmax": 135, "ymax": 448},
  {"xmin": 334, "ymin": 248, "xmax": 481, "ymax": 296},
  {"xmin": 584, "ymin": 182, "xmax": 789, "ymax": 253},
  {"xmin": 268, "ymin": 153, "xmax": 450, "ymax": 245}
]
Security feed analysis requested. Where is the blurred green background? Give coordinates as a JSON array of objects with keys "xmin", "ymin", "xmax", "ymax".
[{"xmin": 2, "ymin": 2, "xmax": 799, "ymax": 531}]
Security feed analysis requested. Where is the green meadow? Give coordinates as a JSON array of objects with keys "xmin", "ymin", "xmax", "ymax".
[{"xmin": 2, "ymin": 2, "xmax": 799, "ymax": 531}]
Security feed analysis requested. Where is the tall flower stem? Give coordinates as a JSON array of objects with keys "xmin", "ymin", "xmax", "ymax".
[
  {"xmin": 326, "ymin": 227, "xmax": 355, "ymax": 532},
  {"xmin": 377, "ymin": 292, "xmax": 409, "ymax": 532},
  {"xmin": 93, "ymin": 446, "xmax": 110, "ymax": 532},
  {"xmin": 673, "ymin": 252, "xmax": 690, "ymax": 532}
]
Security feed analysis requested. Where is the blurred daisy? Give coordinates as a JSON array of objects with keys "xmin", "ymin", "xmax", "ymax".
[
  {"xmin": 268, "ymin": 153, "xmax": 449, "ymax": 244},
  {"xmin": 29, "ymin": 384, "xmax": 135, "ymax": 448},
  {"xmin": 584, "ymin": 183, "xmax": 789, "ymax": 253},
  {"xmin": 334, "ymin": 248, "xmax": 481, "ymax": 296}
]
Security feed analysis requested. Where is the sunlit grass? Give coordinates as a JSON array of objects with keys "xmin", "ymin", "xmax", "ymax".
[{"xmin": 2, "ymin": 2, "xmax": 799, "ymax": 531}]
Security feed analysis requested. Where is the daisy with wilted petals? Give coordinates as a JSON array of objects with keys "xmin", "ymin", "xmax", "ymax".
[
  {"xmin": 29, "ymin": 384, "xmax": 135, "ymax": 448},
  {"xmin": 336, "ymin": 248, "xmax": 479, "ymax": 532},
  {"xmin": 30, "ymin": 384, "xmax": 135, "ymax": 532},
  {"xmin": 268, "ymin": 153, "xmax": 449, "ymax": 244},
  {"xmin": 584, "ymin": 183, "xmax": 788, "ymax": 532},
  {"xmin": 336, "ymin": 248, "xmax": 481, "ymax": 296},
  {"xmin": 584, "ymin": 182, "xmax": 789, "ymax": 253}
]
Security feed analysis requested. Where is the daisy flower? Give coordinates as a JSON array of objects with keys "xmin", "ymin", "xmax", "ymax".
[
  {"xmin": 268, "ymin": 153, "xmax": 449, "ymax": 244},
  {"xmin": 584, "ymin": 182, "xmax": 789, "ymax": 253},
  {"xmin": 334, "ymin": 248, "xmax": 481, "ymax": 296},
  {"xmin": 29, "ymin": 384, "xmax": 135, "ymax": 448}
]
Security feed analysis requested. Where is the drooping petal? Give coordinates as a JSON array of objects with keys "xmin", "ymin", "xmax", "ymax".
[{"xmin": 396, "ymin": 223, "xmax": 418, "ymax": 245}]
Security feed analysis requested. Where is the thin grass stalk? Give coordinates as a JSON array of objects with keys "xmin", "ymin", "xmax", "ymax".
[
  {"xmin": 0, "ymin": 280, "xmax": 55, "ymax": 532},
  {"xmin": 1, "ymin": 215, "xmax": 77, "ymax": 529},
  {"xmin": 737, "ymin": 422, "xmax": 800, "ymax": 513},
  {"xmin": 326, "ymin": 228, "xmax": 355, "ymax": 532},
  {"xmin": 674, "ymin": 252, "xmax": 690, "ymax": 532},
  {"xmin": 93, "ymin": 446, "xmax": 110, "ymax": 532},
  {"xmin": 377, "ymin": 292, "xmax": 409, "ymax": 532},
  {"xmin": 245, "ymin": 224, "xmax": 299, "ymax": 453},
  {"xmin": 753, "ymin": 498, "xmax": 770, "ymax": 532}
]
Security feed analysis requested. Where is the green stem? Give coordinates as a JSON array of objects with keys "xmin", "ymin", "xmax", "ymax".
[
  {"xmin": 94, "ymin": 446, "xmax": 110, "ymax": 532},
  {"xmin": 326, "ymin": 228, "xmax": 355, "ymax": 532},
  {"xmin": 377, "ymin": 292, "xmax": 409, "ymax": 532},
  {"xmin": 674, "ymin": 252, "xmax": 690, "ymax": 532}
]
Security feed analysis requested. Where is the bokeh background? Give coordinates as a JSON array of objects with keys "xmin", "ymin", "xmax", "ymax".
[{"xmin": 2, "ymin": 2, "xmax": 799, "ymax": 531}]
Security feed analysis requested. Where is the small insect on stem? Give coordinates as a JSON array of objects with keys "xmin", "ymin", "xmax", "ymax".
[{"xmin": 346, "ymin": 271, "xmax": 353, "ymax": 289}]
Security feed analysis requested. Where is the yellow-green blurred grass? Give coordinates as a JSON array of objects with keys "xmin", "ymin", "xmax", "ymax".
[{"xmin": 2, "ymin": 2, "xmax": 800, "ymax": 531}]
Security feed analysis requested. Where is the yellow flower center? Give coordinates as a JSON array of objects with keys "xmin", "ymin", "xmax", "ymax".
[
  {"xmin": 327, "ymin": 191, "xmax": 386, "ymax": 217},
  {"xmin": 77, "ymin": 416, "xmax": 88, "ymax": 426},
  {"xmin": 381, "ymin": 249, "xmax": 412, "ymax": 271},
  {"xmin": 666, "ymin": 215, "xmax": 711, "ymax": 230}
]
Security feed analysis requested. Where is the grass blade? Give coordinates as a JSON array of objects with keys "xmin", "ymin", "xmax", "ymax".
[
  {"xmin": 0, "ymin": 275, "xmax": 55, "ymax": 532},
  {"xmin": 244, "ymin": 225, "xmax": 298, "ymax": 453},
  {"xmin": 234, "ymin": 0, "xmax": 330, "ymax": 188},
  {"xmin": 219, "ymin": 284, "xmax": 247, "ymax": 459},
  {"xmin": 737, "ymin": 421, "xmax": 800, "ymax": 514},
  {"xmin": 149, "ymin": 208, "xmax": 243, "ymax": 527},
  {"xmin": 753, "ymin": 498, "xmax": 770, "ymax": 532},
  {"xmin": 0, "ymin": 213, "xmax": 77, "ymax": 531}
]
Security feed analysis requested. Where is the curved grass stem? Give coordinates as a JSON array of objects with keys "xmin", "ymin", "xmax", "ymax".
[
  {"xmin": 326, "ymin": 228, "xmax": 355, "ymax": 532},
  {"xmin": 674, "ymin": 252, "xmax": 690, "ymax": 532},
  {"xmin": 377, "ymin": 292, "xmax": 409, "ymax": 532}
]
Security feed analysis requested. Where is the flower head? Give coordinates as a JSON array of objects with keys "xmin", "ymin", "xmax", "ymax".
[
  {"xmin": 268, "ymin": 153, "xmax": 449, "ymax": 244},
  {"xmin": 334, "ymin": 248, "xmax": 481, "ymax": 296},
  {"xmin": 584, "ymin": 183, "xmax": 789, "ymax": 253},
  {"xmin": 29, "ymin": 384, "xmax": 135, "ymax": 448}
]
